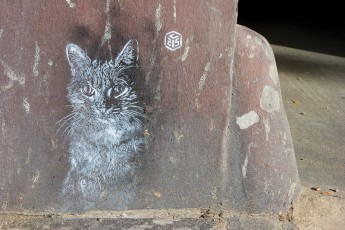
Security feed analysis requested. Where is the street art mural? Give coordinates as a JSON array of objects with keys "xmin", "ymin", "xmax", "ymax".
[{"xmin": 59, "ymin": 40, "xmax": 144, "ymax": 211}]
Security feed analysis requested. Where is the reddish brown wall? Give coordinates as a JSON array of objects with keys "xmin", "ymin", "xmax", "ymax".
[{"xmin": 0, "ymin": 0, "xmax": 299, "ymax": 214}]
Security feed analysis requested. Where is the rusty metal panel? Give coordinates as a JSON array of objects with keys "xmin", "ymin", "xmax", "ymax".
[
  {"xmin": 233, "ymin": 25, "xmax": 300, "ymax": 214},
  {"xmin": 0, "ymin": 0, "xmax": 238, "ymax": 212},
  {"xmin": 0, "ymin": 0, "xmax": 299, "ymax": 215}
]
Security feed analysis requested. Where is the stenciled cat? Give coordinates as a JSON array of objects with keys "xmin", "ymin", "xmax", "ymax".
[{"xmin": 60, "ymin": 40, "xmax": 144, "ymax": 211}]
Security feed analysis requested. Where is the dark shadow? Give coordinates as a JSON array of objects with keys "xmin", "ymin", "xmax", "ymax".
[{"xmin": 237, "ymin": 1, "xmax": 345, "ymax": 57}]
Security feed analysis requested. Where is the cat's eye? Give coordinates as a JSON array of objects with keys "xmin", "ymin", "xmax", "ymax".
[
  {"xmin": 81, "ymin": 85, "xmax": 95, "ymax": 97},
  {"xmin": 109, "ymin": 85, "xmax": 128, "ymax": 98}
]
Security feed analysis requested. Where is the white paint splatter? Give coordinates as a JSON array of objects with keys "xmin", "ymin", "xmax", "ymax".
[
  {"xmin": 48, "ymin": 60, "xmax": 53, "ymax": 66},
  {"xmin": 236, "ymin": 111, "xmax": 260, "ymax": 129},
  {"xmin": 145, "ymin": 3, "xmax": 162, "ymax": 84},
  {"xmin": 23, "ymin": 97, "xmax": 30, "ymax": 114},
  {"xmin": 155, "ymin": 4, "xmax": 162, "ymax": 33},
  {"xmin": 33, "ymin": 41, "xmax": 40, "ymax": 77},
  {"xmin": 100, "ymin": 0, "xmax": 111, "ymax": 47},
  {"xmin": 263, "ymin": 117, "xmax": 270, "ymax": 141},
  {"xmin": 242, "ymin": 154, "xmax": 248, "ymax": 178},
  {"xmin": 0, "ymin": 28, "xmax": 3, "ymax": 39},
  {"xmin": 173, "ymin": 0, "xmax": 177, "ymax": 22},
  {"xmin": 260, "ymin": 86, "xmax": 280, "ymax": 113},
  {"xmin": 1, "ymin": 60, "xmax": 25, "ymax": 91},
  {"xmin": 66, "ymin": 0, "xmax": 76, "ymax": 8},
  {"xmin": 180, "ymin": 37, "xmax": 191, "ymax": 61},
  {"xmin": 194, "ymin": 62, "xmax": 211, "ymax": 109},
  {"xmin": 246, "ymin": 35, "xmax": 252, "ymax": 39},
  {"xmin": 197, "ymin": 62, "xmax": 211, "ymax": 95},
  {"xmin": 269, "ymin": 63, "xmax": 279, "ymax": 85}
]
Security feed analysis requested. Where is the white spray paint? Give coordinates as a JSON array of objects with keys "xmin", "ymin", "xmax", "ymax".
[
  {"xmin": 145, "ymin": 4, "xmax": 163, "ymax": 84},
  {"xmin": 195, "ymin": 62, "xmax": 211, "ymax": 109},
  {"xmin": 155, "ymin": 4, "xmax": 162, "ymax": 33},
  {"xmin": 33, "ymin": 41, "xmax": 40, "ymax": 77},
  {"xmin": 0, "ymin": 28, "xmax": 3, "ymax": 40},
  {"xmin": 100, "ymin": 0, "xmax": 111, "ymax": 47},
  {"xmin": 61, "ymin": 40, "xmax": 144, "ymax": 211},
  {"xmin": 1, "ymin": 60, "xmax": 25, "ymax": 91},
  {"xmin": 260, "ymin": 85, "xmax": 280, "ymax": 113},
  {"xmin": 173, "ymin": 0, "xmax": 177, "ymax": 22},
  {"xmin": 180, "ymin": 37, "xmax": 191, "ymax": 61},
  {"xmin": 66, "ymin": 0, "xmax": 76, "ymax": 8},
  {"xmin": 236, "ymin": 111, "xmax": 260, "ymax": 129},
  {"xmin": 197, "ymin": 62, "xmax": 211, "ymax": 95}
]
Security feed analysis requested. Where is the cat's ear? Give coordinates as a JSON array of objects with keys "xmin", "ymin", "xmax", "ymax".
[
  {"xmin": 66, "ymin": 43, "xmax": 91, "ymax": 74},
  {"xmin": 114, "ymin": 39, "xmax": 138, "ymax": 68}
]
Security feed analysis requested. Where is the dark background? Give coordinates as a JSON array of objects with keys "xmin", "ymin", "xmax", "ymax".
[{"xmin": 237, "ymin": 1, "xmax": 345, "ymax": 57}]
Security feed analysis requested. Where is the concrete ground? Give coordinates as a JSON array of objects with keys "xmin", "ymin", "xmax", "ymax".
[{"xmin": 275, "ymin": 45, "xmax": 345, "ymax": 230}]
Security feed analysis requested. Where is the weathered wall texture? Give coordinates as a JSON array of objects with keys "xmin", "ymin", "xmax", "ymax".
[{"xmin": 0, "ymin": 0, "xmax": 299, "ymax": 214}]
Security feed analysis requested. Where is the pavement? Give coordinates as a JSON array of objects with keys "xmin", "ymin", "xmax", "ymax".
[{"xmin": 274, "ymin": 45, "xmax": 345, "ymax": 229}]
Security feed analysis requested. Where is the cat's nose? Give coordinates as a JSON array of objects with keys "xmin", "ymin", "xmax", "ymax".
[{"xmin": 104, "ymin": 98, "xmax": 120, "ymax": 109}]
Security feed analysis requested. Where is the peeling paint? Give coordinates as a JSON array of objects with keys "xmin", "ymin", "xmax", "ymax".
[
  {"xmin": 260, "ymin": 86, "xmax": 280, "ymax": 113},
  {"xmin": 1, "ymin": 60, "xmax": 26, "ymax": 91},
  {"xmin": 236, "ymin": 111, "xmax": 260, "ymax": 129},
  {"xmin": 269, "ymin": 63, "xmax": 279, "ymax": 85},
  {"xmin": 23, "ymin": 97, "xmax": 30, "ymax": 114},
  {"xmin": 242, "ymin": 155, "xmax": 248, "ymax": 178},
  {"xmin": 33, "ymin": 41, "xmax": 41, "ymax": 77},
  {"xmin": 66, "ymin": 0, "xmax": 76, "ymax": 8}
]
